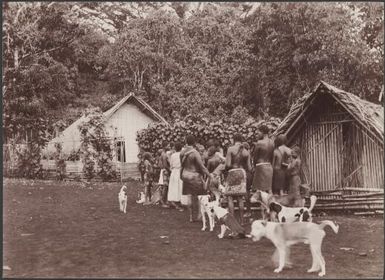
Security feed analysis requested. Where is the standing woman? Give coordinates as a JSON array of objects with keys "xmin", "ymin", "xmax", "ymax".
[{"xmin": 167, "ymin": 142, "xmax": 184, "ymax": 211}]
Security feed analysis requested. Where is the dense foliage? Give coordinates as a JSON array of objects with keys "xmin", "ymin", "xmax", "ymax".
[
  {"xmin": 3, "ymin": 2, "xmax": 384, "ymax": 163},
  {"xmin": 101, "ymin": 3, "xmax": 383, "ymax": 120},
  {"xmin": 77, "ymin": 109, "xmax": 117, "ymax": 180},
  {"xmin": 137, "ymin": 116, "xmax": 281, "ymax": 155}
]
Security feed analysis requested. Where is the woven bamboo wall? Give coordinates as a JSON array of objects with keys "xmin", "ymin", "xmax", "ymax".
[{"xmin": 290, "ymin": 94, "xmax": 384, "ymax": 193}]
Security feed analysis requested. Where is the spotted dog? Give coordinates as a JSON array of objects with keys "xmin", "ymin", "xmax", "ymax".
[
  {"xmin": 269, "ymin": 195, "xmax": 317, "ymax": 223},
  {"xmin": 250, "ymin": 187, "xmax": 315, "ymax": 220},
  {"xmin": 251, "ymin": 185, "xmax": 311, "ymax": 206},
  {"xmin": 198, "ymin": 192, "xmax": 219, "ymax": 232},
  {"xmin": 209, "ymin": 200, "xmax": 246, "ymax": 239},
  {"xmin": 274, "ymin": 184, "xmax": 312, "ymax": 207}
]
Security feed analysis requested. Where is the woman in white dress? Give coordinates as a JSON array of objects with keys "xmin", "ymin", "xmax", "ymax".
[{"xmin": 167, "ymin": 142, "xmax": 184, "ymax": 211}]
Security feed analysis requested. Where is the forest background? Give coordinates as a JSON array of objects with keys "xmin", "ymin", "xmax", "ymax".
[{"xmin": 3, "ymin": 2, "xmax": 384, "ymax": 145}]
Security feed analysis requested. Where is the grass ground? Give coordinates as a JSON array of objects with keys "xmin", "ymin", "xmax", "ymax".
[{"xmin": 3, "ymin": 178, "xmax": 384, "ymax": 278}]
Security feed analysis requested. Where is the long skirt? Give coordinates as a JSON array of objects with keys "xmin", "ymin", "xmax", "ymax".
[
  {"xmin": 288, "ymin": 175, "xmax": 301, "ymax": 196},
  {"xmin": 181, "ymin": 170, "xmax": 206, "ymax": 195},
  {"xmin": 272, "ymin": 168, "xmax": 286, "ymax": 195},
  {"xmin": 252, "ymin": 163, "xmax": 273, "ymax": 192},
  {"xmin": 167, "ymin": 168, "xmax": 183, "ymax": 202}
]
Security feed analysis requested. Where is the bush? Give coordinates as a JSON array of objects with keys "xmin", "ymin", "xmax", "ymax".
[
  {"xmin": 78, "ymin": 109, "xmax": 117, "ymax": 180},
  {"xmin": 136, "ymin": 115, "xmax": 281, "ymax": 154},
  {"xmin": 66, "ymin": 149, "xmax": 81, "ymax": 161},
  {"xmin": 14, "ymin": 143, "xmax": 43, "ymax": 179}
]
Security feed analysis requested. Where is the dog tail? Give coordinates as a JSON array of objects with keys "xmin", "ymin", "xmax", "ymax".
[
  {"xmin": 318, "ymin": 220, "xmax": 339, "ymax": 234},
  {"xmin": 308, "ymin": 195, "xmax": 317, "ymax": 212}
]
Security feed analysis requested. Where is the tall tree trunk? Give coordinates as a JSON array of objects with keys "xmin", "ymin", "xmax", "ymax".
[{"xmin": 14, "ymin": 47, "xmax": 19, "ymax": 69}]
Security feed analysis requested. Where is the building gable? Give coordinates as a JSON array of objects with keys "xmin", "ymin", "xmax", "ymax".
[{"xmin": 275, "ymin": 81, "xmax": 384, "ymax": 144}]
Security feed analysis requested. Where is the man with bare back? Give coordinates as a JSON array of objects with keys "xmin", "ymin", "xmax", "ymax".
[
  {"xmin": 277, "ymin": 134, "xmax": 292, "ymax": 194},
  {"xmin": 252, "ymin": 125, "xmax": 274, "ymax": 194},
  {"xmin": 272, "ymin": 134, "xmax": 288, "ymax": 195},
  {"xmin": 180, "ymin": 135, "xmax": 213, "ymax": 222},
  {"xmin": 225, "ymin": 134, "xmax": 252, "ymax": 225}
]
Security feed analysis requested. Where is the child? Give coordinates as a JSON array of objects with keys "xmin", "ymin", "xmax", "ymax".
[
  {"xmin": 287, "ymin": 146, "xmax": 302, "ymax": 196},
  {"xmin": 137, "ymin": 153, "xmax": 145, "ymax": 183},
  {"xmin": 142, "ymin": 152, "xmax": 154, "ymax": 204}
]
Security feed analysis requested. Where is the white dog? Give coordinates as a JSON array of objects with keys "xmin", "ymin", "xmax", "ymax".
[
  {"xmin": 251, "ymin": 190, "xmax": 317, "ymax": 222},
  {"xmin": 198, "ymin": 194, "xmax": 217, "ymax": 232},
  {"xmin": 136, "ymin": 192, "xmax": 146, "ymax": 204},
  {"xmin": 249, "ymin": 219, "xmax": 339, "ymax": 276},
  {"xmin": 269, "ymin": 195, "xmax": 317, "ymax": 223},
  {"xmin": 118, "ymin": 185, "xmax": 128, "ymax": 213},
  {"xmin": 207, "ymin": 198, "xmax": 246, "ymax": 239}
]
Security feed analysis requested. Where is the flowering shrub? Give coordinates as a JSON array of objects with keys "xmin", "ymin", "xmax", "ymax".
[
  {"xmin": 137, "ymin": 115, "xmax": 281, "ymax": 154},
  {"xmin": 78, "ymin": 109, "xmax": 117, "ymax": 180}
]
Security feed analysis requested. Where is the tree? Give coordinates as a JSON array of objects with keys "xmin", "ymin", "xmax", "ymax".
[
  {"xmin": 99, "ymin": 5, "xmax": 258, "ymax": 121},
  {"xmin": 2, "ymin": 2, "xmax": 110, "ymax": 143},
  {"xmin": 245, "ymin": 2, "xmax": 384, "ymax": 117}
]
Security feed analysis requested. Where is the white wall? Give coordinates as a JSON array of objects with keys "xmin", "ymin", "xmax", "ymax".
[
  {"xmin": 43, "ymin": 116, "xmax": 87, "ymax": 156},
  {"xmin": 106, "ymin": 103, "xmax": 155, "ymax": 163}
]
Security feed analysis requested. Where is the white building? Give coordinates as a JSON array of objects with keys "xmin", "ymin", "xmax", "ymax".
[{"xmin": 43, "ymin": 93, "xmax": 168, "ymax": 179}]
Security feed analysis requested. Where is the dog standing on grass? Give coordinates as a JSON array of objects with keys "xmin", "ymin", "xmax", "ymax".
[
  {"xmin": 269, "ymin": 195, "xmax": 317, "ymax": 223},
  {"xmin": 249, "ymin": 219, "xmax": 339, "ymax": 277},
  {"xmin": 251, "ymin": 189, "xmax": 317, "ymax": 221},
  {"xmin": 198, "ymin": 192, "xmax": 218, "ymax": 232},
  {"xmin": 118, "ymin": 185, "xmax": 128, "ymax": 213},
  {"xmin": 206, "ymin": 196, "xmax": 246, "ymax": 239}
]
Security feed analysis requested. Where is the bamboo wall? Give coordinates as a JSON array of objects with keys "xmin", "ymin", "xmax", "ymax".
[
  {"xmin": 358, "ymin": 124, "xmax": 384, "ymax": 189},
  {"xmin": 290, "ymin": 94, "xmax": 384, "ymax": 193}
]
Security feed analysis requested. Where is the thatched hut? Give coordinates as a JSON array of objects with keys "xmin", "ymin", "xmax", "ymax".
[{"xmin": 274, "ymin": 81, "xmax": 384, "ymax": 211}]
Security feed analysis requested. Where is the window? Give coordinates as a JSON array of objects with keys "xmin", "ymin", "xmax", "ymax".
[{"xmin": 116, "ymin": 141, "xmax": 126, "ymax": 162}]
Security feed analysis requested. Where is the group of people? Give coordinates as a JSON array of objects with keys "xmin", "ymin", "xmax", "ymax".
[{"xmin": 137, "ymin": 124, "xmax": 303, "ymax": 225}]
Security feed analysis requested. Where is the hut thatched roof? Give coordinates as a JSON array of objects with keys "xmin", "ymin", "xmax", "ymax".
[{"xmin": 274, "ymin": 81, "xmax": 384, "ymax": 142}]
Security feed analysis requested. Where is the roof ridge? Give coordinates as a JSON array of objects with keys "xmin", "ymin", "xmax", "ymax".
[
  {"xmin": 274, "ymin": 81, "xmax": 383, "ymax": 142},
  {"xmin": 102, "ymin": 92, "xmax": 169, "ymax": 125}
]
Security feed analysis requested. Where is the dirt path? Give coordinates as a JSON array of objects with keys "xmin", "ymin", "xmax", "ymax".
[{"xmin": 3, "ymin": 178, "xmax": 383, "ymax": 278}]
